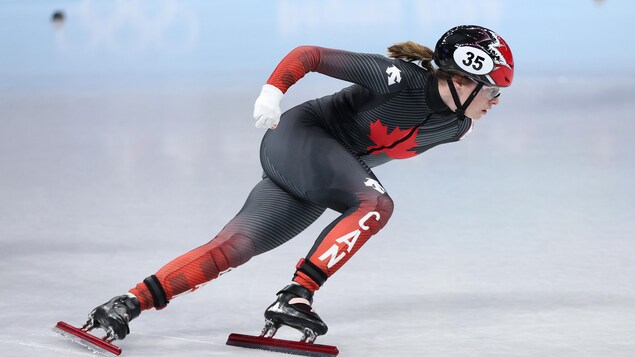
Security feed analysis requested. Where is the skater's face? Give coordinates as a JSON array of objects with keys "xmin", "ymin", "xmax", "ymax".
[{"xmin": 455, "ymin": 79, "xmax": 501, "ymax": 120}]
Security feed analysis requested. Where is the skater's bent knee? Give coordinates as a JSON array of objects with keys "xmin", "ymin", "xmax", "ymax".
[
  {"xmin": 359, "ymin": 194, "xmax": 394, "ymax": 232},
  {"xmin": 377, "ymin": 194, "xmax": 394, "ymax": 220}
]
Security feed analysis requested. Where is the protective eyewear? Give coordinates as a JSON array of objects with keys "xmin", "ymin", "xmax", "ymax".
[{"xmin": 482, "ymin": 86, "xmax": 501, "ymax": 100}]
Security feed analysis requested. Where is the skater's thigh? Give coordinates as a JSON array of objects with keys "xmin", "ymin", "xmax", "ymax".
[
  {"xmin": 226, "ymin": 177, "xmax": 326, "ymax": 255},
  {"xmin": 261, "ymin": 110, "xmax": 378, "ymax": 212}
]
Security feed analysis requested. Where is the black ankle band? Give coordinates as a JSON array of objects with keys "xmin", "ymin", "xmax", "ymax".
[
  {"xmin": 296, "ymin": 259, "xmax": 328, "ymax": 287},
  {"xmin": 143, "ymin": 275, "xmax": 169, "ymax": 310}
]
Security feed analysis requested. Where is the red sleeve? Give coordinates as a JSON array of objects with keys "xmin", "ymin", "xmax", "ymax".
[
  {"xmin": 266, "ymin": 46, "xmax": 409, "ymax": 94},
  {"xmin": 266, "ymin": 46, "xmax": 322, "ymax": 94}
]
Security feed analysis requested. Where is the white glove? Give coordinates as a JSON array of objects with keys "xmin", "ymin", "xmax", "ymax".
[{"xmin": 253, "ymin": 84, "xmax": 284, "ymax": 129}]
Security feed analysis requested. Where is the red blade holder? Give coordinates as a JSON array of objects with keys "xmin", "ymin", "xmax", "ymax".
[
  {"xmin": 227, "ymin": 333, "xmax": 339, "ymax": 357},
  {"xmin": 53, "ymin": 321, "xmax": 122, "ymax": 356}
]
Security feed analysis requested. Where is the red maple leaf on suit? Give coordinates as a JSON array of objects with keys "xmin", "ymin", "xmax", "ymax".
[{"xmin": 367, "ymin": 120, "xmax": 418, "ymax": 159}]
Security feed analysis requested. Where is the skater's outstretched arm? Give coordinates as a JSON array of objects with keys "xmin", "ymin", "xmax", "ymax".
[
  {"xmin": 254, "ymin": 46, "xmax": 411, "ymax": 129},
  {"xmin": 266, "ymin": 46, "xmax": 410, "ymax": 94}
]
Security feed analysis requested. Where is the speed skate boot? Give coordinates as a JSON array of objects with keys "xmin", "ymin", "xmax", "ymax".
[
  {"xmin": 86, "ymin": 293, "xmax": 141, "ymax": 340},
  {"xmin": 262, "ymin": 283, "xmax": 328, "ymax": 343}
]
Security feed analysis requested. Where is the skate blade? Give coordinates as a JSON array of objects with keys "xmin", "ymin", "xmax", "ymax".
[
  {"xmin": 53, "ymin": 321, "xmax": 122, "ymax": 356},
  {"xmin": 227, "ymin": 333, "xmax": 339, "ymax": 357}
]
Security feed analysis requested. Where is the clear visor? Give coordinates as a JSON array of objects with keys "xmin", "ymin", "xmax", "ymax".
[{"xmin": 482, "ymin": 86, "xmax": 501, "ymax": 100}]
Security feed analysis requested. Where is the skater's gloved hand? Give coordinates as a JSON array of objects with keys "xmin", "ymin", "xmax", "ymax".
[{"xmin": 254, "ymin": 84, "xmax": 283, "ymax": 129}]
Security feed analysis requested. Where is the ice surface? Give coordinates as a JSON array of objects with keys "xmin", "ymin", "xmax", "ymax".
[{"xmin": 2, "ymin": 77, "xmax": 634, "ymax": 357}]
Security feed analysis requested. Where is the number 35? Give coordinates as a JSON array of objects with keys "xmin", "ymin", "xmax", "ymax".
[{"xmin": 462, "ymin": 52, "xmax": 485, "ymax": 71}]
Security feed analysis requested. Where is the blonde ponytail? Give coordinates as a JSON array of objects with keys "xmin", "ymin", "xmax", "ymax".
[{"xmin": 387, "ymin": 41, "xmax": 435, "ymax": 73}]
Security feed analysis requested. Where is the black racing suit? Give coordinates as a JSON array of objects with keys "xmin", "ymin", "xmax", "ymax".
[{"xmin": 129, "ymin": 46, "xmax": 473, "ymax": 310}]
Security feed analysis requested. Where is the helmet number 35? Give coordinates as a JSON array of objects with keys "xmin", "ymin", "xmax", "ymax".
[
  {"xmin": 463, "ymin": 52, "xmax": 484, "ymax": 70},
  {"xmin": 453, "ymin": 46, "xmax": 494, "ymax": 75}
]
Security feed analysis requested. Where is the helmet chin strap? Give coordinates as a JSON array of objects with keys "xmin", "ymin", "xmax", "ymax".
[{"xmin": 447, "ymin": 79, "xmax": 483, "ymax": 120}]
